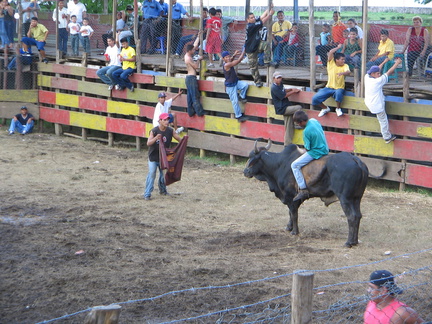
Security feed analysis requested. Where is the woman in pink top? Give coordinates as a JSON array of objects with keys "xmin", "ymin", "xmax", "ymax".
[
  {"xmin": 364, "ymin": 270, "xmax": 424, "ymax": 324},
  {"xmin": 400, "ymin": 16, "xmax": 430, "ymax": 77}
]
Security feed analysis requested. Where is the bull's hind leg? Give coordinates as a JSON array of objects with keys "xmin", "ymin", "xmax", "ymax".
[
  {"xmin": 286, "ymin": 204, "xmax": 299, "ymax": 235},
  {"xmin": 339, "ymin": 197, "xmax": 362, "ymax": 247}
]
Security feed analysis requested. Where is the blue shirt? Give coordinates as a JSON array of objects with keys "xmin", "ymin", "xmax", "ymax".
[
  {"xmin": 303, "ymin": 118, "xmax": 329, "ymax": 159},
  {"xmin": 142, "ymin": 0, "xmax": 163, "ymax": 19},
  {"xmin": 160, "ymin": 2, "xmax": 168, "ymax": 15},
  {"xmin": 171, "ymin": 2, "xmax": 187, "ymax": 19}
]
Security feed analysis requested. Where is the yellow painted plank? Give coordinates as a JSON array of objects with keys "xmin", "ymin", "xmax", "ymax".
[
  {"xmin": 70, "ymin": 111, "xmax": 107, "ymax": 131},
  {"xmin": 201, "ymin": 97, "xmax": 234, "ymax": 114},
  {"xmin": 247, "ymin": 85, "xmax": 271, "ymax": 99},
  {"xmin": 354, "ymin": 136, "xmax": 394, "ymax": 157},
  {"xmin": 38, "ymin": 75, "xmax": 52, "ymax": 88},
  {"xmin": 77, "ymin": 80, "xmax": 109, "ymax": 96},
  {"xmin": 323, "ymin": 95, "xmax": 369, "ymax": 111},
  {"xmin": 418, "ymin": 126, "xmax": 432, "ymax": 138},
  {"xmin": 349, "ymin": 114, "xmax": 380, "ymax": 132},
  {"xmin": 205, "ymin": 115, "xmax": 240, "ymax": 135},
  {"xmin": 267, "ymin": 105, "xmax": 284, "ymax": 120},
  {"xmin": 56, "ymin": 93, "xmax": 79, "ymax": 108},
  {"xmin": 155, "ymin": 76, "xmax": 186, "ymax": 88},
  {"xmin": 387, "ymin": 102, "xmax": 432, "ymax": 118},
  {"xmin": 107, "ymin": 100, "xmax": 139, "ymax": 115},
  {"xmin": 293, "ymin": 129, "xmax": 303, "ymax": 145},
  {"xmin": 0, "ymin": 90, "xmax": 38, "ymax": 102}
]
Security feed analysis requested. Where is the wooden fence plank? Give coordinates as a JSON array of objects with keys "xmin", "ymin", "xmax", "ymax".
[
  {"xmin": 106, "ymin": 117, "xmax": 148, "ymax": 137},
  {"xmin": 0, "ymin": 90, "xmax": 38, "ymax": 102},
  {"xmin": 70, "ymin": 111, "xmax": 107, "ymax": 131},
  {"xmin": 40, "ymin": 106, "xmax": 70, "ymax": 124},
  {"xmin": 405, "ymin": 164, "xmax": 432, "ymax": 188}
]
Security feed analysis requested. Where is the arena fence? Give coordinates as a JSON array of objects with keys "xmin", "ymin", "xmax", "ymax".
[{"xmin": 34, "ymin": 247, "xmax": 432, "ymax": 323}]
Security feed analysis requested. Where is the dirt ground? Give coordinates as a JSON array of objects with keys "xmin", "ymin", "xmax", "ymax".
[{"xmin": 1, "ymin": 131, "xmax": 431, "ymax": 324}]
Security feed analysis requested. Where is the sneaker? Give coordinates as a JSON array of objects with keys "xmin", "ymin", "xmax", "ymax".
[
  {"xmin": 237, "ymin": 115, "xmax": 248, "ymax": 122},
  {"xmin": 115, "ymin": 85, "xmax": 121, "ymax": 90},
  {"xmin": 159, "ymin": 191, "xmax": 169, "ymax": 196},
  {"xmin": 8, "ymin": 131, "xmax": 14, "ymax": 135},
  {"xmin": 144, "ymin": 196, "xmax": 152, "ymax": 201},
  {"xmin": 385, "ymin": 135, "xmax": 397, "ymax": 144},
  {"xmin": 130, "ymin": 85, "xmax": 134, "ymax": 92},
  {"xmin": 318, "ymin": 107, "xmax": 331, "ymax": 117},
  {"xmin": 108, "ymin": 85, "xmax": 114, "ymax": 91},
  {"xmin": 175, "ymin": 126, "xmax": 184, "ymax": 134},
  {"xmin": 239, "ymin": 97, "xmax": 247, "ymax": 104},
  {"xmin": 335, "ymin": 108, "xmax": 344, "ymax": 117},
  {"xmin": 255, "ymin": 82, "xmax": 263, "ymax": 88},
  {"xmin": 21, "ymin": 131, "xmax": 27, "ymax": 135},
  {"xmin": 207, "ymin": 63, "xmax": 215, "ymax": 68},
  {"xmin": 42, "ymin": 58, "xmax": 49, "ymax": 64}
]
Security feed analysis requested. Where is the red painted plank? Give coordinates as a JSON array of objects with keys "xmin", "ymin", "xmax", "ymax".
[
  {"xmin": 240, "ymin": 121, "xmax": 284, "ymax": 141},
  {"xmin": 51, "ymin": 77, "xmax": 79, "ymax": 91},
  {"xmin": 326, "ymin": 132, "xmax": 355, "ymax": 152},
  {"xmin": 111, "ymin": 88, "xmax": 128, "ymax": 100},
  {"xmin": 139, "ymin": 105, "xmax": 155, "ymax": 118},
  {"xmin": 85, "ymin": 68, "xmax": 99, "ymax": 79},
  {"xmin": 130, "ymin": 73, "xmax": 154, "ymax": 84},
  {"xmin": 106, "ymin": 117, "xmax": 146, "ymax": 137},
  {"xmin": 39, "ymin": 90, "xmax": 57, "ymax": 105},
  {"xmin": 290, "ymin": 91, "xmax": 314, "ymax": 104},
  {"xmin": 394, "ymin": 139, "xmax": 432, "ymax": 161},
  {"xmin": 79, "ymin": 97, "xmax": 107, "ymax": 112},
  {"xmin": 176, "ymin": 111, "xmax": 206, "ymax": 129},
  {"xmin": 39, "ymin": 106, "xmax": 70, "ymax": 125},
  {"xmin": 389, "ymin": 119, "xmax": 430, "ymax": 138},
  {"xmin": 245, "ymin": 103, "xmax": 269, "ymax": 118},
  {"xmin": 198, "ymin": 80, "xmax": 214, "ymax": 92},
  {"xmin": 308, "ymin": 109, "xmax": 351, "ymax": 129},
  {"xmin": 405, "ymin": 164, "xmax": 432, "ymax": 189}
]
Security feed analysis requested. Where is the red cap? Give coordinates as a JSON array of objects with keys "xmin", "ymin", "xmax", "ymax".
[{"xmin": 159, "ymin": 113, "xmax": 170, "ymax": 120}]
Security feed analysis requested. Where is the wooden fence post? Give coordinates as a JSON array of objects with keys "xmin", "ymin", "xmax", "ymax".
[
  {"xmin": 84, "ymin": 304, "xmax": 121, "ymax": 324},
  {"xmin": 291, "ymin": 271, "xmax": 314, "ymax": 324}
]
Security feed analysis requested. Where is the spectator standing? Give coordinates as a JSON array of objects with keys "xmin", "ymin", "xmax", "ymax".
[
  {"xmin": 8, "ymin": 106, "xmax": 35, "ymax": 135},
  {"xmin": 282, "ymin": 23, "xmax": 300, "ymax": 66},
  {"xmin": 400, "ymin": 16, "xmax": 430, "ymax": 77},
  {"xmin": 245, "ymin": 4, "xmax": 275, "ymax": 87},
  {"xmin": 159, "ymin": 0, "xmax": 168, "ymax": 17},
  {"xmin": 184, "ymin": 36, "xmax": 205, "ymax": 117},
  {"xmin": 140, "ymin": 0, "xmax": 163, "ymax": 54},
  {"xmin": 0, "ymin": 1, "xmax": 10, "ymax": 48},
  {"xmin": 346, "ymin": 18, "xmax": 363, "ymax": 39},
  {"xmin": 316, "ymin": 23, "xmax": 332, "ymax": 68},
  {"xmin": 153, "ymin": 90, "xmax": 184, "ymax": 133},
  {"xmin": 270, "ymin": 71, "xmax": 302, "ymax": 145},
  {"xmin": 21, "ymin": 0, "xmax": 40, "ymax": 37},
  {"xmin": 52, "ymin": 0, "xmax": 69, "ymax": 57},
  {"xmin": 79, "ymin": 17, "xmax": 93, "ymax": 55},
  {"xmin": 97, "ymin": 35, "xmax": 121, "ymax": 90},
  {"xmin": 364, "ymin": 270, "xmax": 425, "ymax": 324},
  {"xmin": 364, "ymin": 58, "xmax": 402, "ymax": 144},
  {"xmin": 67, "ymin": 0, "xmax": 86, "ymax": 24},
  {"xmin": 21, "ymin": 17, "xmax": 49, "ymax": 64},
  {"xmin": 216, "ymin": 9, "xmax": 235, "ymax": 49},
  {"xmin": 170, "ymin": 0, "xmax": 190, "ymax": 55},
  {"xmin": 175, "ymin": 7, "xmax": 208, "ymax": 57},
  {"xmin": 222, "ymin": 50, "xmax": 249, "ymax": 122},
  {"xmin": 342, "ymin": 28, "xmax": 362, "ymax": 70},
  {"xmin": 291, "ymin": 110, "xmax": 329, "ymax": 201},
  {"xmin": 2, "ymin": 0, "xmax": 15, "ymax": 49},
  {"xmin": 205, "ymin": 7, "xmax": 222, "ymax": 68},
  {"xmin": 143, "ymin": 112, "xmax": 182, "ymax": 200},
  {"xmin": 102, "ymin": 12, "xmax": 126, "ymax": 50},
  {"xmin": 313, "ymin": 44, "xmax": 350, "ymax": 117},
  {"xmin": 112, "ymin": 37, "xmax": 136, "ymax": 92},
  {"xmin": 68, "ymin": 15, "xmax": 80, "ymax": 56},
  {"xmin": 367, "ymin": 29, "xmax": 395, "ymax": 70},
  {"xmin": 272, "ymin": 10, "xmax": 292, "ymax": 66}
]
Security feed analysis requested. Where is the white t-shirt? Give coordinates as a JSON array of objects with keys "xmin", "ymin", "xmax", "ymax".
[
  {"xmin": 153, "ymin": 99, "xmax": 173, "ymax": 127},
  {"xmin": 68, "ymin": 22, "xmax": 80, "ymax": 35},
  {"xmin": 105, "ymin": 45, "xmax": 121, "ymax": 66},
  {"xmin": 364, "ymin": 73, "xmax": 389, "ymax": 114},
  {"xmin": 80, "ymin": 25, "xmax": 94, "ymax": 37},
  {"xmin": 52, "ymin": 8, "xmax": 68, "ymax": 28},
  {"xmin": 67, "ymin": 1, "xmax": 87, "ymax": 23}
]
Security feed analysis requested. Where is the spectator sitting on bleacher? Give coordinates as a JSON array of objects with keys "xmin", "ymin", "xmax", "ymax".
[
  {"xmin": 52, "ymin": 0, "xmax": 68, "ymax": 58},
  {"xmin": 8, "ymin": 47, "xmax": 34, "ymax": 70},
  {"xmin": 316, "ymin": 23, "xmax": 332, "ymax": 68},
  {"xmin": 313, "ymin": 44, "xmax": 350, "ymax": 118},
  {"xmin": 68, "ymin": 15, "xmax": 80, "ymax": 56},
  {"xmin": 174, "ymin": 7, "xmax": 208, "ymax": 57},
  {"xmin": 79, "ymin": 17, "xmax": 93, "ymax": 55},
  {"xmin": 272, "ymin": 10, "xmax": 292, "ymax": 67},
  {"xmin": 140, "ymin": 0, "xmax": 163, "ymax": 54},
  {"xmin": 216, "ymin": 9, "xmax": 235, "ymax": 50},
  {"xmin": 367, "ymin": 29, "xmax": 395, "ymax": 70},
  {"xmin": 67, "ymin": 0, "xmax": 86, "ymax": 24},
  {"xmin": 282, "ymin": 23, "xmax": 300, "ymax": 66},
  {"xmin": 112, "ymin": 36, "xmax": 136, "ymax": 92},
  {"xmin": 97, "ymin": 36, "xmax": 122, "ymax": 91},
  {"xmin": 341, "ymin": 27, "xmax": 362, "ymax": 70},
  {"xmin": 346, "ymin": 18, "xmax": 363, "ymax": 39},
  {"xmin": 21, "ymin": 17, "xmax": 49, "ymax": 64},
  {"xmin": 318, "ymin": 11, "xmax": 345, "ymax": 67}
]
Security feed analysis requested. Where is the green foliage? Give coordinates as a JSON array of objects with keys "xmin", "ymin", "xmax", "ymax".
[{"xmin": 39, "ymin": 0, "xmax": 134, "ymax": 14}]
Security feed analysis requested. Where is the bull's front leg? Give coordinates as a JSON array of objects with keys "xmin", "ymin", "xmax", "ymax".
[{"xmin": 286, "ymin": 204, "xmax": 299, "ymax": 235}]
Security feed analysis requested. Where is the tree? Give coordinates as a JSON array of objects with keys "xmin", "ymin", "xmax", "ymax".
[{"xmin": 39, "ymin": 0, "xmax": 133, "ymax": 13}]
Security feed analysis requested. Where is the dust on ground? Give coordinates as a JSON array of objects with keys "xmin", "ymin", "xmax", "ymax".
[{"xmin": 1, "ymin": 132, "xmax": 431, "ymax": 323}]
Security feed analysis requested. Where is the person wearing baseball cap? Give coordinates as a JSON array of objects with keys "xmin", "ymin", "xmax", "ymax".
[
  {"xmin": 153, "ymin": 90, "xmax": 184, "ymax": 134},
  {"xmin": 8, "ymin": 106, "xmax": 35, "ymax": 135},
  {"xmin": 364, "ymin": 57, "xmax": 402, "ymax": 144},
  {"xmin": 364, "ymin": 270, "xmax": 424, "ymax": 324},
  {"xmin": 144, "ymin": 112, "xmax": 182, "ymax": 200},
  {"xmin": 222, "ymin": 49, "xmax": 249, "ymax": 122},
  {"xmin": 270, "ymin": 71, "xmax": 302, "ymax": 145}
]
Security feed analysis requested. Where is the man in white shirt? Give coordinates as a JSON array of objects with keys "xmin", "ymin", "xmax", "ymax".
[
  {"xmin": 52, "ymin": 0, "xmax": 69, "ymax": 56},
  {"xmin": 153, "ymin": 91, "xmax": 184, "ymax": 134},
  {"xmin": 97, "ymin": 36, "xmax": 122, "ymax": 90},
  {"xmin": 67, "ymin": 0, "xmax": 86, "ymax": 24},
  {"xmin": 364, "ymin": 57, "xmax": 402, "ymax": 144}
]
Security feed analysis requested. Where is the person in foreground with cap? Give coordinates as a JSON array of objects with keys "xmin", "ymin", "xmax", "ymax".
[
  {"xmin": 144, "ymin": 112, "xmax": 182, "ymax": 200},
  {"xmin": 364, "ymin": 57, "xmax": 402, "ymax": 144},
  {"xmin": 8, "ymin": 106, "xmax": 35, "ymax": 135},
  {"xmin": 153, "ymin": 90, "xmax": 184, "ymax": 134},
  {"xmin": 364, "ymin": 270, "xmax": 425, "ymax": 324},
  {"xmin": 270, "ymin": 71, "xmax": 302, "ymax": 145},
  {"xmin": 222, "ymin": 49, "xmax": 249, "ymax": 122}
]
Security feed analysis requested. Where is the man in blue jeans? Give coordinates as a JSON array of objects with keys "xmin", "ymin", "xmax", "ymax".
[
  {"xmin": 97, "ymin": 36, "xmax": 122, "ymax": 90},
  {"xmin": 21, "ymin": 17, "xmax": 49, "ymax": 64},
  {"xmin": 144, "ymin": 113, "xmax": 182, "ymax": 200},
  {"xmin": 9, "ymin": 106, "xmax": 35, "ymax": 135},
  {"xmin": 291, "ymin": 110, "xmax": 329, "ymax": 201},
  {"xmin": 112, "ymin": 37, "xmax": 136, "ymax": 91}
]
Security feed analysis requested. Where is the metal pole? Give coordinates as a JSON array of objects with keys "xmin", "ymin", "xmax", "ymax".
[
  {"xmin": 165, "ymin": 0, "xmax": 173, "ymax": 75},
  {"xmin": 309, "ymin": 0, "xmax": 316, "ymax": 93},
  {"xmin": 360, "ymin": 0, "xmax": 368, "ymax": 98},
  {"xmin": 293, "ymin": 0, "xmax": 299, "ymax": 23}
]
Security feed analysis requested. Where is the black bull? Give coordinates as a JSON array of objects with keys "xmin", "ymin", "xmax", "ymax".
[{"xmin": 243, "ymin": 142, "xmax": 369, "ymax": 247}]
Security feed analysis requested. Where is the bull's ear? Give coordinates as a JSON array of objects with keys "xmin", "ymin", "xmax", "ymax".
[{"xmin": 265, "ymin": 139, "xmax": 272, "ymax": 151}]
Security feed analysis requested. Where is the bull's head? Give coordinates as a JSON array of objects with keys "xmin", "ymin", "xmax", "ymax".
[{"xmin": 243, "ymin": 140, "xmax": 272, "ymax": 179}]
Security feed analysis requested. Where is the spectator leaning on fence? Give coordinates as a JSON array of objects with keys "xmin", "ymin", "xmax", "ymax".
[
  {"xmin": 367, "ymin": 29, "xmax": 395, "ymax": 70},
  {"xmin": 21, "ymin": 17, "xmax": 49, "ymax": 64},
  {"xmin": 8, "ymin": 106, "xmax": 35, "ymax": 135},
  {"xmin": 364, "ymin": 57, "xmax": 402, "ymax": 144},
  {"xmin": 52, "ymin": 0, "xmax": 69, "ymax": 57},
  {"xmin": 112, "ymin": 36, "xmax": 136, "ymax": 92},
  {"xmin": 400, "ymin": 16, "xmax": 430, "ymax": 77},
  {"xmin": 245, "ymin": 3, "xmax": 275, "ymax": 88},
  {"xmin": 222, "ymin": 50, "xmax": 249, "ymax": 122},
  {"xmin": 313, "ymin": 44, "xmax": 350, "ymax": 118},
  {"xmin": 364, "ymin": 270, "xmax": 425, "ymax": 324},
  {"xmin": 67, "ymin": 0, "xmax": 86, "ymax": 24},
  {"xmin": 97, "ymin": 36, "xmax": 121, "ymax": 91}
]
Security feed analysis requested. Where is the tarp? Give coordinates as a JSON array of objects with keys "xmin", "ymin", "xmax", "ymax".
[{"xmin": 159, "ymin": 135, "xmax": 189, "ymax": 186}]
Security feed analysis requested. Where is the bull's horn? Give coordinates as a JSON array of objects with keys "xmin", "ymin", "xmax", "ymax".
[
  {"xmin": 265, "ymin": 139, "xmax": 272, "ymax": 151},
  {"xmin": 254, "ymin": 140, "xmax": 259, "ymax": 153}
]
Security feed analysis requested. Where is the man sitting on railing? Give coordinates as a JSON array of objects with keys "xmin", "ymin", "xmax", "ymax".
[
  {"xmin": 111, "ymin": 37, "xmax": 136, "ymax": 92},
  {"xmin": 21, "ymin": 17, "xmax": 49, "ymax": 64}
]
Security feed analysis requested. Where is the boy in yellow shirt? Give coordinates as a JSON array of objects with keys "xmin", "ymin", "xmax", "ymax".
[
  {"xmin": 367, "ymin": 29, "xmax": 395, "ymax": 70},
  {"xmin": 21, "ymin": 17, "xmax": 49, "ymax": 64},
  {"xmin": 112, "ymin": 36, "xmax": 136, "ymax": 92},
  {"xmin": 313, "ymin": 44, "xmax": 351, "ymax": 117}
]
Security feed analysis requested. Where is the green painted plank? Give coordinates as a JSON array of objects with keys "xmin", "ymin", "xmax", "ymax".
[
  {"xmin": 387, "ymin": 101, "xmax": 432, "ymax": 118},
  {"xmin": 0, "ymin": 90, "xmax": 38, "ymax": 102}
]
